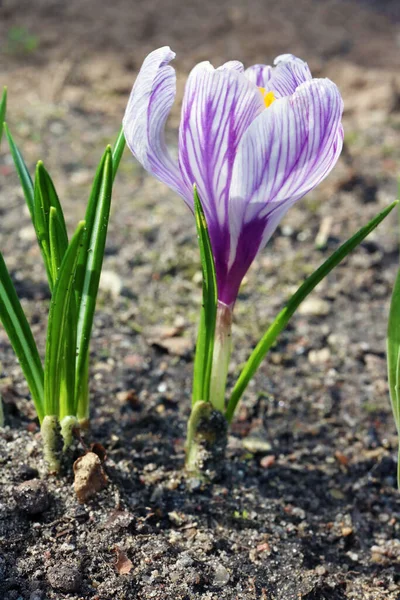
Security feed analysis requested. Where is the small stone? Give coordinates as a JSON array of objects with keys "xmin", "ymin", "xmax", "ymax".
[
  {"xmin": 99, "ymin": 270, "xmax": 123, "ymax": 297},
  {"xmin": 116, "ymin": 389, "xmax": 139, "ymax": 407},
  {"xmin": 152, "ymin": 336, "xmax": 193, "ymax": 357},
  {"xmin": 341, "ymin": 527, "xmax": 353, "ymax": 537},
  {"xmin": 47, "ymin": 564, "xmax": 81, "ymax": 592},
  {"xmin": 70, "ymin": 169, "xmax": 92, "ymax": 186},
  {"xmin": 123, "ymin": 354, "xmax": 146, "ymax": 369},
  {"xmin": 329, "ymin": 488, "xmax": 345, "ymax": 500},
  {"xmin": 315, "ymin": 565, "xmax": 327, "ymax": 576},
  {"xmin": 334, "ymin": 451, "xmax": 349, "ymax": 466},
  {"xmin": 298, "ymin": 297, "xmax": 331, "ymax": 317},
  {"xmin": 73, "ymin": 452, "xmax": 107, "ymax": 503},
  {"xmin": 19, "ymin": 226, "xmax": 37, "ymax": 242},
  {"xmin": 291, "ymin": 507, "xmax": 306, "ymax": 520},
  {"xmin": 168, "ymin": 511, "xmax": 187, "ymax": 526},
  {"xmin": 13, "ymin": 480, "xmax": 50, "ymax": 515},
  {"xmin": 308, "ymin": 348, "xmax": 331, "ymax": 364},
  {"xmin": 213, "ymin": 564, "xmax": 230, "ymax": 587},
  {"xmin": 346, "ymin": 551, "xmax": 359, "ymax": 562},
  {"xmin": 242, "ymin": 437, "xmax": 272, "ymax": 454},
  {"xmin": 260, "ymin": 455, "xmax": 276, "ymax": 469}
]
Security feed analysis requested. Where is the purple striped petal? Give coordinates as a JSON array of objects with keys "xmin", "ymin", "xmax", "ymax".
[
  {"xmin": 218, "ymin": 61, "xmax": 245, "ymax": 72},
  {"xmin": 217, "ymin": 78, "xmax": 343, "ymax": 306},
  {"xmin": 244, "ymin": 64, "xmax": 273, "ymax": 87},
  {"xmin": 122, "ymin": 47, "xmax": 190, "ymax": 201},
  {"xmin": 178, "ymin": 62, "xmax": 265, "ymax": 286},
  {"xmin": 266, "ymin": 54, "xmax": 313, "ymax": 98}
]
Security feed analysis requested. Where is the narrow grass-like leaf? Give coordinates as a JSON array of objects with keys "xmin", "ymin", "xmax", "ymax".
[
  {"xmin": 59, "ymin": 294, "xmax": 78, "ymax": 420},
  {"xmin": 34, "ymin": 162, "xmax": 68, "ymax": 288},
  {"xmin": 44, "ymin": 221, "xmax": 86, "ymax": 416},
  {"xmin": 192, "ymin": 186, "xmax": 217, "ymax": 405},
  {"xmin": 0, "ymin": 251, "xmax": 44, "ymax": 421},
  {"xmin": 49, "ymin": 207, "xmax": 68, "ymax": 288},
  {"xmin": 387, "ymin": 268, "xmax": 400, "ymax": 434},
  {"xmin": 112, "ymin": 126, "xmax": 125, "ymax": 182},
  {"xmin": 36, "ymin": 162, "xmax": 68, "ymax": 243},
  {"xmin": 387, "ymin": 194, "xmax": 400, "ymax": 487},
  {"xmin": 74, "ymin": 148, "xmax": 109, "ymax": 308},
  {"xmin": 4, "ymin": 123, "xmax": 34, "ymax": 219},
  {"xmin": 226, "ymin": 200, "xmax": 399, "ymax": 423},
  {"xmin": 75, "ymin": 147, "xmax": 113, "ymax": 413},
  {"xmin": 0, "ymin": 87, "xmax": 7, "ymax": 145}
]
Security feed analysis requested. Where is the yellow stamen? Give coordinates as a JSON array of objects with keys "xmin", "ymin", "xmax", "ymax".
[{"xmin": 259, "ymin": 88, "xmax": 276, "ymax": 108}]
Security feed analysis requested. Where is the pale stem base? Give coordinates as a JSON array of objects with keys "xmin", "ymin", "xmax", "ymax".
[
  {"xmin": 0, "ymin": 393, "xmax": 3, "ymax": 428},
  {"xmin": 185, "ymin": 400, "xmax": 228, "ymax": 480},
  {"xmin": 209, "ymin": 301, "xmax": 233, "ymax": 412},
  {"xmin": 60, "ymin": 415, "xmax": 78, "ymax": 450},
  {"xmin": 41, "ymin": 415, "xmax": 62, "ymax": 473}
]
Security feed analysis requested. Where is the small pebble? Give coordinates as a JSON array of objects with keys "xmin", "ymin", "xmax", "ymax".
[
  {"xmin": 308, "ymin": 348, "xmax": 331, "ymax": 364},
  {"xmin": 213, "ymin": 564, "xmax": 230, "ymax": 587},
  {"xmin": 242, "ymin": 437, "xmax": 272, "ymax": 453},
  {"xmin": 99, "ymin": 270, "xmax": 123, "ymax": 297},
  {"xmin": 298, "ymin": 297, "xmax": 331, "ymax": 316},
  {"xmin": 47, "ymin": 564, "xmax": 81, "ymax": 592},
  {"xmin": 13, "ymin": 480, "xmax": 50, "ymax": 515},
  {"xmin": 260, "ymin": 455, "xmax": 276, "ymax": 469},
  {"xmin": 73, "ymin": 451, "xmax": 107, "ymax": 502}
]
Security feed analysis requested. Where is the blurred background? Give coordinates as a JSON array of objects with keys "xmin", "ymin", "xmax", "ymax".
[{"xmin": 0, "ymin": 0, "xmax": 400, "ymax": 369}]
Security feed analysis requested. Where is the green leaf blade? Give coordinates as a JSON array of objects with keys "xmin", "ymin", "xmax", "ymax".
[
  {"xmin": 0, "ymin": 252, "xmax": 44, "ymax": 421},
  {"xmin": 112, "ymin": 126, "xmax": 125, "ymax": 182},
  {"xmin": 0, "ymin": 86, "xmax": 7, "ymax": 145},
  {"xmin": 44, "ymin": 220, "xmax": 86, "ymax": 417},
  {"xmin": 4, "ymin": 123, "xmax": 34, "ymax": 219},
  {"xmin": 192, "ymin": 186, "xmax": 218, "ymax": 405},
  {"xmin": 75, "ymin": 147, "xmax": 113, "ymax": 415},
  {"xmin": 387, "ymin": 268, "xmax": 400, "ymax": 434},
  {"xmin": 49, "ymin": 206, "xmax": 68, "ymax": 285},
  {"xmin": 34, "ymin": 162, "xmax": 68, "ymax": 289},
  {"xmin": 226, "ymin": 200, "xmax": 399, "ymax": 423}
]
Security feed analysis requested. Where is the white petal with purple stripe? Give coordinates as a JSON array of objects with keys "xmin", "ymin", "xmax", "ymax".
[
  {"xmin": 178, "ymin": 62, "xmax": 265, "ymax": 231},
  {"xmin": 122, "ymin": 46, "xmax": 190, "ymax": 201},
  {"xmin": 228, "ymin": 78, "xmax": 343, "ymax": 271},
  {"xmin": 244, "ymin": 64, "xmax": 273, "ymax": 87},
  {"xmin": 266, "ymin": 55, "xmax": 313, "ymax": 98}
]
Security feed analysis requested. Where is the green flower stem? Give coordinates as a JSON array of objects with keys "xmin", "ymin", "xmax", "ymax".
[
  {"xmin": 209, "ymin": 301, "xmax": 232, "ymax": 412},
  {"xmin": 41, "ymin": 415, "xmax": 62, "ymax": 473}
]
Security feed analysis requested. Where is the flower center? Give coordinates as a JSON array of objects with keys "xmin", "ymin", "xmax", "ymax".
[{"xmin": 259, "ymin": 88, "xmax": 276, "ymax": 108}]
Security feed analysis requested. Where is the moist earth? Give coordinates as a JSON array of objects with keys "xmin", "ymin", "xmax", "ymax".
[{"xmin": 1, "ymin": 0, "xmax": 400, "ymax": 598}]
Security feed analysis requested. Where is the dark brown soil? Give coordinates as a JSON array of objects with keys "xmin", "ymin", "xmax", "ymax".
[{"xmin": 1, "ymin": 0, "xmax": 400, "ymax": 598}]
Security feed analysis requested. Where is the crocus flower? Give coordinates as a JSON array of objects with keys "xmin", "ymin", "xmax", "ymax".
[{"xmin": 123, "ymin": 46, "xmax": 344, "ymax": 309}]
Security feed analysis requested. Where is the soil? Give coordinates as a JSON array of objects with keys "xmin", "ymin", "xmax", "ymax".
[{"xmin": 1, "ymin": 0, "xmax": 400, "ymax": 598}]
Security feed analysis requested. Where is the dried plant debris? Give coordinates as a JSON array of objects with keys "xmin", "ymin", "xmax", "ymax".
[{"xmin": 114, "ymin": 546, "xmax": 134, "ymax": 575}]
